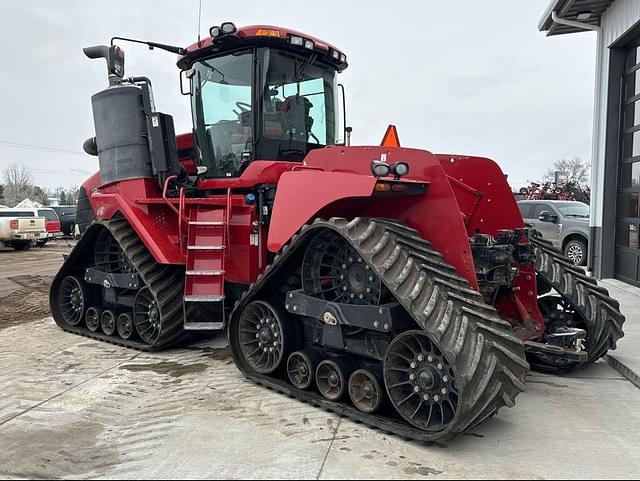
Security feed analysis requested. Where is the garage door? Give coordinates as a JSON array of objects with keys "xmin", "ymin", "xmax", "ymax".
[{"xmin": 615, "ymin": 35, "xmax": 640, "ymax": 285}]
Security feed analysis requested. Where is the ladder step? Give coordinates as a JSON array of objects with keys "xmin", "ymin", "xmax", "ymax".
[
  {"xmin": 186, "ymin": 270, "xmax": 225, "ymax": 276},
  {"xmin": 185, "ymin": 295, "xmax": 225, "ymax": 302},
  {"xmin": 184, "ymin": 322, "xmax": 224, "ymax": 331},
  {"xmin": 189, "ymin": 221, "xmax": 225, "ymax": 226},
  {"xmin": 187, "ymin": 245, "xmax": 226, "ymax": 250}
]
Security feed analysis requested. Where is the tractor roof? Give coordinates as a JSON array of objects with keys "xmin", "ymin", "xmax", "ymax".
[{"xmin": 177, "ymin": 24, "xmax": 348, "ymax": 71}]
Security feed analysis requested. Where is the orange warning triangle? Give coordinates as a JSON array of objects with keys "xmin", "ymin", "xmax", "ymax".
[{"xmin": 380, "ymin": 125, "xmax": 401, "ymax": 147}]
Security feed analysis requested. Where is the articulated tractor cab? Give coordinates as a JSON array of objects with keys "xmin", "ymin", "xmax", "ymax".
[{"xmin": 51, "ymin": 23, "xmax": 625, "ymax": 441}]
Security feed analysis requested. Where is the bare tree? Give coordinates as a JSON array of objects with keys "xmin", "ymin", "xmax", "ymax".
[
  {"xmin": 544, "ymin": 158, "xmax": 591, "ymax": 186},
  {"xmin": 64, "ymin": 185, "xmax": 80, "ymax": 205},
  {"xmin": 32, "ymin": 186, "xmax": 50, "ymax": 206},
  {"xmin": 2, "ymin": 164, "xmax": 34, "ymax": 206}
]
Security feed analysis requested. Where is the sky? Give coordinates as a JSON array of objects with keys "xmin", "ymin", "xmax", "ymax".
[{"xmin": 0, "ymin": 0, "xmax": 597, "ymax": 190}]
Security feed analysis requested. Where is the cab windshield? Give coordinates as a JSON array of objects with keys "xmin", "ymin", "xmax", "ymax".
[{"xmin": 191, "ymin": 48, "xmax": 338, "ymax": 178}]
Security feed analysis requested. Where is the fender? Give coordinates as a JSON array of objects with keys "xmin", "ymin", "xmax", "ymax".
[
  {"xmin": 269, "ymin": 147, "xmax": 481, "ymax": 290},
  {"xmin": 84, "ymin": 176, "xmax": 183, "ymax": 265},
  {"xmin": 268, "ymin": 170, "xmax": 377, "ymax": 252}
]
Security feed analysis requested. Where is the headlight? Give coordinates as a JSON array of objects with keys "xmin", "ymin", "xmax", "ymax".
[
  {"xmin": 391, "ymin": 162, "xmax": 409, "ymax": 178},
  {"xmin": 210, "ymin": 26, "xmax": 222, "ymax": 38},
  {"xmin": 371, "ymin": 160, "xmax": 391, "ymax": 177}
]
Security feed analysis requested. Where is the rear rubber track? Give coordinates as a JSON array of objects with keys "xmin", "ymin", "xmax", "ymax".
[
  {"xmin": 229, "ymin": 217, "xmax": 529, "ymax": 442},
  {"xmin": 530, "ymin": 234, "xmax": 625, "ymax": 372},
  {"xmin": 50, "ymin": 218, "xmax": 189, "ymax": 351}
]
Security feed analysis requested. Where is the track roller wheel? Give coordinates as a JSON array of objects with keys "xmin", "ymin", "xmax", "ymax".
[
  {"xmin": 57, "ymin": 276, "xmax": 89, "ymax": 327},
  {"xmin": 134, "ymin": 287, "xmax": 161, "ymax": 345},
  {"xmin": 117, "ymin": 312, "xmax": 135, "ymax": 340},
  {"xmin": 287, "ymin": 350, "xmax": 323, "ymax": 390},
  {"xmin": 349, "ymin": 369, "xmax": 384, "ymax": 414},
  {"xmin": 385, "ymin": 331, "xmax": 458, "ymax": 432},
  {"xmin": 101, "ymin": 310, "xmax": 116, "ymax": 336},
  {"xmin": 236, "ymin": 300, "xmax": 292, "ymax": 375},
  {"xmin": 316, "ymin": 358, "xmax": 353, "ymax": 401},
  {"xmin": 85, "ymin": 307, "xmax": 102, "ymax": 332}
]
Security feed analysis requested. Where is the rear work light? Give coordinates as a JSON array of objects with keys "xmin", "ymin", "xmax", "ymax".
[
  {"xmin": 221, "ymin": 22, "xmax": 237, "ymax": 35},
  {"xmin": 9, "ymin": 219, "xmax": 18, "ymax": 230}
]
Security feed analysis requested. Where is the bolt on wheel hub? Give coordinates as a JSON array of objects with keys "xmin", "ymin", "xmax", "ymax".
[
  {"xmin": 302, "ymin": 230, "xmax": 382, "ymax": 305},
  {"xmin": 417, "ymin": 367, "xmax": 440, "ymax": 391}
]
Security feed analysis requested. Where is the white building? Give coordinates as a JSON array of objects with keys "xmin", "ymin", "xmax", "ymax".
[{"xmin": 540, "ymin": 0, "xmax": 640, "ymax": 286}]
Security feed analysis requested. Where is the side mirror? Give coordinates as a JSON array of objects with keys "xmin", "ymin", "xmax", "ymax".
[
  {"xmin": 180, "ymin": 68, "xmax": 194, "ymax": 96},
  {"xmin": 538, "ymin": 211, "xmax": 558, "ymax": 223}
]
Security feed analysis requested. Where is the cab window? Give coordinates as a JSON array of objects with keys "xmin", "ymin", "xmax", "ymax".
[{"xmin": 38, "ymin": 210, "xmax": 59, "ymax": 221}]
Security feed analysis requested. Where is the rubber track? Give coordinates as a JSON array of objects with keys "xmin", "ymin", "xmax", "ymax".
[
  {"xmin": 530, "ymin": 235, "xmax": 625, "ymax": 372},
  {"xmin": 228, "ymin": 217, "xmax": 529, "ymax": 442},
  {"xmin": 50, "ymin": 218, "xmax": 188, "ymax": 351}
]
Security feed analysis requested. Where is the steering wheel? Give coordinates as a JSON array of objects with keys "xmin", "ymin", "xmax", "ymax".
[
  {"xmin": 235, "ymin": 101, "xmax": 251, "ymax": 113},
  {"xmin": 233, "ymin": 101, "xmax": 252, "ymax": 119}
]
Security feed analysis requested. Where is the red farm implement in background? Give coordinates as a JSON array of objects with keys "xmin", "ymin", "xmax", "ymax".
[{"xmin": 50, "ymin": 23, "xmax": 624, "ymax": 442}]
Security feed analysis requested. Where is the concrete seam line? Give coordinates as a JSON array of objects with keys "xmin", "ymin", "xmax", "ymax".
[
  {"xmin": 316, "ymin": 417, "xmax": 342, "ymax": 480},
  {"xmin": 605, "ymin": 355, "xmax": 640, "ymax": 390},
  {"xmin": 0, "ymin": 351, "xmax": 142, "ymax": 427}
]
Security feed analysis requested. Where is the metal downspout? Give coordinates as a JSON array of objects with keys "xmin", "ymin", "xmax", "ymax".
[{"xmin": 551, "ymin": 11, "xmax": 603, "ymax": 276}]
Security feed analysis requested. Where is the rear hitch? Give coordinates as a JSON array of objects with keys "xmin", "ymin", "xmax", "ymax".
[{"xmin": 524, "ymin": 340, "xmax": 589, "ymax": 363}]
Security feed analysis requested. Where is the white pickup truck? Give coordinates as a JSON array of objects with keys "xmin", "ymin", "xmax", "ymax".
[{"xmin": 0, "ymin": 212, "xmax": 46, "ymax": 250}]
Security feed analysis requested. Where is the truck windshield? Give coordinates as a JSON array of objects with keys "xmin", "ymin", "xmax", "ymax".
[
  {"xmin": 556, "ymin": 202, "xmax": 590, "ymax": 218},
  {"xmin": 191, "ymin": 48, "xmax": 338, "ymax": 177},
  {"xmin": 191, "ymin": 50, "xmax": 254, "ymax": 178}
]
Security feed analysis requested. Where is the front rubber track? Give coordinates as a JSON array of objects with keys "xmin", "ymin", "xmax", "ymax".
[
  {"xmin": 531, "ymin": 235, "xmax": 625, "ymax": 373},
  {"xmin": 229, "ymin": 217, "xmax": 529, "ymax": 442},
  {"xmin": 50, "ymin": 218, "xmax": 189, "ymax": 351}
]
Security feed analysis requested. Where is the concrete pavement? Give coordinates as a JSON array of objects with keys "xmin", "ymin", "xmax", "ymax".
[
  {"xmin": 601, "ymin": 278, "xmax": 640, "ymax": 388},
  {"xmin": 1, "ymin": 317, "xmax": 639, "ymax": 479}
]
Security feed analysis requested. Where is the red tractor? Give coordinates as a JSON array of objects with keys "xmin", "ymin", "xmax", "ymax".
[{"xmin": 50, "ymin": 23, "xmax": 625, "ymax": 441}]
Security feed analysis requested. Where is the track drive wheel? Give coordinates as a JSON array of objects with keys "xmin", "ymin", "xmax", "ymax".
[
  {"xmin": 57, "ymin": 276, "xmax": 90, "ymax": 327},
  {"xmin": 385, "ymin": 331, "xmax": 458, "ymax": 431},
  {"xmin": 133, "ymin": 287, "xmax": 161, "ymax": 345},
  {"xmin": 233, "ymin": 300, "xmax": 294, "ymax": 375}
]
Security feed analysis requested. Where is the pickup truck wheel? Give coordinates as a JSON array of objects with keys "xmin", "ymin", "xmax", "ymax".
[
  {"xmin": 564, "ymin": 239, "xmax": 587, "ymax": 266},
  {"xmin": 10, "ymin": 241, "xmax": 31, "ymax": 251}
]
